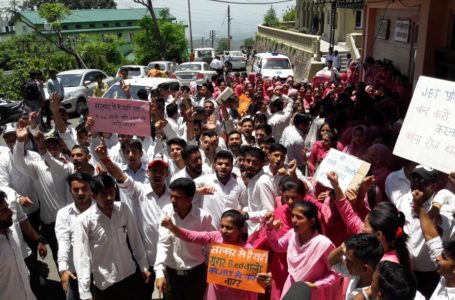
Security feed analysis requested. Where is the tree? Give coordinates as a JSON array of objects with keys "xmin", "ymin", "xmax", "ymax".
[
  {"xmin": 13, "ymin": 3, "xmax": 87, "ymax": 68},
  {"xmin": 216, "ymin": 38, "xmax": 229, "ymax": 53},
  {"xmin": 282, "ymin": 6, "xmax": 296, "ymax": 22},
  {"xmin": 21, "ymin": 0, "xmax": 117, "ymax": 10},
  {"xmin": 133, "ymin": 16, "xmax": 187, "ymax": 64},
  {"xmin": 263, "ymin": 5, "xmax": 279, "ymax": 28},
  {"xmin": 242, "ymin": 38, "xmax": 254, "ymax": 50},
  {"xmin": 133, "ymin": 0, "xmax": 166, "ymax": 60}
]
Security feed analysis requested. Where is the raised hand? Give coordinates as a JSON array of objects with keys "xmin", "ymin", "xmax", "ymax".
[
  {"xmin": 161, "ymin": 216, "xmax": 174, "ymax": 229},
  {"xmin": 16, "ymin": 119, "xmax": 28, "ymax": 142},
  {"xmin": 326, "ymin": 171, "xmax": 339, "ymax": 188}
]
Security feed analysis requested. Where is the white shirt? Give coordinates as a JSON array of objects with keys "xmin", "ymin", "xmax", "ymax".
[
  {"xmin": 268, "ymin": 97, "xmax": 294, "ymax": 142},
  {"xmin": 194, "ymin": 173, "xmax": 247, "ymax": 228},
  {"xmin": 55, "ymin": 202, "xmax": 93, "ymax": 273},
  {"xmin": 246, "ymin": 170, "xmax": 276, "ymax": 234},
  {"xmin": 13, "ymin": 141, "xmax": 71, "ymax": 224},
  {"xmin": 0, "ymin": 228, "xmax": 36, "ymax": 300},
  {"xmin": 210, "ymin": 58, "xmax": 222, "ymax": 70},
  {"xmin": 73, "ymin": 202, "xmax": 149, "ymax": 300},
  {"xmin": 117, "ymin": 176, "xmax": 170, "ymax": 266},
  {"xmin": 154, "ymin": 203, "xmax": 214, "ymax": 278},
  {"xmin": 280, "ymin": 125, "xmax": 307, "ymax": 168},
  {"xmin": 385, "ymin": 167, "xmax": 411, "ymax": 206},
  {"xmin": 0, "ymin": 150, "xmax": 40, "ymax": 214}
]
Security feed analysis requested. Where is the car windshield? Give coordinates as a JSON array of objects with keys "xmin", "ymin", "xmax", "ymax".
[
  {"xmin": 196, "ymin": 50, "xmax": 212, "ymax": 57},
  {"xmin": 126, "ymin": 67, "xmax": 142, "ymax": 77},
  {"xmin": 57, "ymin": 74, "xmax": 82, "ymax": 87},
  {"xmin": 263, "ymin": 58, "xmax": 291, "ymax": 69},
  {"xmin": 176, "ymin": 64, "xmax": 202, "ymax": 71},
  {"xmin": 103, "ymin": 85, "xmax": 151, "ymax": 100},
  {"xmin": 230, "ymin": 51, "xmax": 243, "ymax": 57}
]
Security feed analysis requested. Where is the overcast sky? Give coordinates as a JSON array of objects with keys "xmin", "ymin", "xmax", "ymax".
[{"xmin": 116, "ymin": 0, "xmax": 293, "ymax": 40}]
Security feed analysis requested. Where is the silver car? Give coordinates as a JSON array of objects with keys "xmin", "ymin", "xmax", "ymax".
[
  {"xmin": 117, "ymin": 65, "xmax": 149, "ymax": 78},
  {"xmin": 103, "ymin": 77, "xmax": 181, "ymax": 100},
  {"xmin": 45, "ymin": 69, "xmax": 114, "ymax": 114},
  {"xmin": 171, "ymin": 62, "xmax": 217, "ymax": 86}
]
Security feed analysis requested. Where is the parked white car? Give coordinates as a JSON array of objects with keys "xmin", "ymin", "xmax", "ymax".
[
  {"xmin": 252, "ymin": 52, "xmax": 294, "ymax": 81},
  {"xmin": 171, "ymin": 62, "xmax": 217, "ymax": 86},
  {"xmin": 103, "ymin": 77, "xmax": 181, "ymax": 100},
  {"xmin": 117, "ymin": 65, "xmax": 149, "ymax": 79},
  {"xmin": 224, "ymin": 50, "xmax": 247, "ymax": 70},
  {"xmin": 147, "ymin": 61, "xmax": 174, "ymax": 77},
  {"xmin": 45, "ymin": 69, "xmax": 114, "ymax": 114}
]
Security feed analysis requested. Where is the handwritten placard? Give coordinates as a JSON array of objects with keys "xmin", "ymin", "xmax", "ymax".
[
  {"xmin": 314, "ymin": 149, "xmax": 371, "ymax": 192},
  {"xmin": 88, "ymin": 97, "xmax": 151, "ymax": 136},
  {"xmin": 393, "ymin": 76, "xmax": 455, "ymax": 173},
  {"xmin": 207, "ymin": 243, "xmax": 268, "ymax": 293}
]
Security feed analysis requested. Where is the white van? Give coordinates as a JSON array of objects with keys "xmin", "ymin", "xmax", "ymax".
[
  {"xmin": 252, "ymin": 52, "xmax": 294, "ymax": 81},
  {"xmin": 194, "ymin": 48, "xmax": 215, "ymax": 64}
]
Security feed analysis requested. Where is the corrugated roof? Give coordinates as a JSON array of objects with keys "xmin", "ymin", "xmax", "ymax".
[{"xmin": 17, "ymin": 8, "xmax": 175, "ymax": 25}]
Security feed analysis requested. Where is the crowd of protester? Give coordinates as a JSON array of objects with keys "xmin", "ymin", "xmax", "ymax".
[{"xmin": 1, "ymin": 54, "xmax": 455, "ymax": 300}]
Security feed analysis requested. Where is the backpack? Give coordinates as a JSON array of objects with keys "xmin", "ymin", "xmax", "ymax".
[{"xmin": 21, "ymin": 79, "xmax": 40, "ymax": 101}]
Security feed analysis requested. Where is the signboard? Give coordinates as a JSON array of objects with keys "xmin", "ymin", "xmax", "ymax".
[
  {"xmin": 88, "ymin": 97, "xmax": 151, "ymax": 136},
  {"xmin": 394, "ymin": 19, "xmax": 410, "ymax": 43},
  {"xmin": 393, "ymin": 76, "xmax": 455, "ymax": 173},
  {"xmin": 314, "ymin": 149, "xmax": 371, "ymax": 192},
  {"xmin": 377, "ymin": 19, "xmax": 390, "ymax": 40},
  {"xmin": 207, "ymin": 243, "xmax": 268, "ymax": 294}
]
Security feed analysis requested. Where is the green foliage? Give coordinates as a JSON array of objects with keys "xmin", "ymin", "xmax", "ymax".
[
  {"xmin": 242, "ymin": 38, "xmax": 254, "ymax": 49},
  {"xmin": 263, "ymin": 5, "xmax": 279, "ymax": 28},
  {"xmin": 282, "ymin": 6, "xmax": 296, "ymax": 22},
  {"xmin": 133, "ymin": 17, "xmax": 187, "ymax": 64},
  {"xmin": 216, "ymin": 38, "xmax": 229, "ymax": 53},
  {"xmin": 38, "ymin": 3, "xmax": 70, "ymax": 30},
  {"xmin": 22, "ymin": 0, "xmax": 117, "ymax": 10}
]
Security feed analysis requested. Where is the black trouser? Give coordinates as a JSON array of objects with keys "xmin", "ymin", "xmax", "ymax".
[
  {"xmin": 414, "ymin": 270, "xmax": 440, "ymax": 299},
  {"xmin": 40, "ymin": 222, "xmax": 58, "ymax": 267},
  {"xmin": 93, "ymin": 271, "xmax": 147, "ymax": 300},
  {"xmin": 40, "ymin": 101, "xmax": 52, "ymax": 127},
  {"xmin": 23, "ymin": 210, "xmax": 41, "ymax": 259},
  {"xmin": 24, "ymin": 254, "xmax": 43, "ymax": 299},
  {"xmin": 144, "ymin": 267, "xmax": 156, "ymax": 300},
  {"xmin": 166, "ymin": 263, "xmax": 207, "ymax": 300}
]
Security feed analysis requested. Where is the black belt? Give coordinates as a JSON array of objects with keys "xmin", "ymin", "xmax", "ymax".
[{"xmin": 167, "ymin": 263, "xmax": 205, "ymax": 276}]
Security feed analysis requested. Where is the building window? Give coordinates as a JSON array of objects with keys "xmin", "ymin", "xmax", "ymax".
[
  {"xmin": 355, "ymin": 10, "xmax": 363, "ymax": 29},
  {"xmin": 115, "ymin": 22, "xmax": 121, "ymax": 27},
  {"xmin": 103, "ymin": 23, "xmax": 109, "ymax": 27},
  {"xmin": 62, "ymin": 25, "xmax": 68, "ymax": 30},
  {"xmin": 126, "ymin": 22, "xmax": 132, "ymax": 26},
  {"xmin": 75, "ymin": 24, "xmax": 81, "ymax": 29},
  {"xmin": 89, "ymin": 23, "xmax": 95, "ymax": 28},
  {"xmin": 23, "ymin": 25, "xmax": 27, "ymax": 32}
]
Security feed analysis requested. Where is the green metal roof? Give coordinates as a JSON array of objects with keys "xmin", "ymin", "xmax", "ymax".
[{"xmin": 16, "ymin": 8, "xmax": 175, "ymax": 25}]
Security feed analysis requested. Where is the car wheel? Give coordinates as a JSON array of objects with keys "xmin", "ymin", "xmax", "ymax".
[{"xmin": 76, "ymin": 97, "xmax": 87, "ymax": 115}]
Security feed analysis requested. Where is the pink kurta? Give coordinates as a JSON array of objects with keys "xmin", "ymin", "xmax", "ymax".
[
  {"xmin": 178, "ymin": 229, "xmax": 258, "ymax": 300},
  {"xmin": 267, "ymin": 230, "xmax": 341, "ymax": 300}
]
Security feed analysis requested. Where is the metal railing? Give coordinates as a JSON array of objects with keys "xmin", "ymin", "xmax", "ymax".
[{"xmin": 257, "ymin": 24, "xmax": 321, "ymax": 59}]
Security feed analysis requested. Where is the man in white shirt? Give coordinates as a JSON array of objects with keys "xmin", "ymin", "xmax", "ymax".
[
  {"xmin": 385, "ymin": 160, "xmax": 417, "ymax": 206},
  {"xmin": 166, "ymin": 138, "xmax": 187, "ymax": 177},
  {"xmin": 55, "ymin": 172, "xmax": 93, "ymax": 300},
  {"xmin": 171, "ymin": 145, "xmax": 207, "ymax": 182},
  {"xmin": 155, "ymin": 178, "xmax": 214, "ymax": 300},
  {"xmin": 0, "ymin": 190, "xmax": 37, "ymax": 300},
  {"xmin": 195, "ymin": 150, "xmax": 247, "ymax": 228},
  {"xmin": 243, "ymin": 147, "xmax": 276, "ymax": 234},
  {"xmin": 210, "ymin": 56, "xmax": 222, "ymax": 76},
  {"xmin": 280, "ymin": 112, "xmax": 312, "ymax": 171},
  {"xmin": 73, "ymin": 174, "xmax": 151, "ymax": 300},
  {"xmin": 267, "ymin": 95, "xmax": 294, "ymax": 142}
]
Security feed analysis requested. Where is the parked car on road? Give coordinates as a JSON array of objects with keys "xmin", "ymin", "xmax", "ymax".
[
  {"xmin": 147, "ymin": 61, "xmax": 174, "ymax": 77},
  {"xmin": 44, "ymin": 69, "xmax": 114, "ymax": 114},
  {"xmin": 171, "ymin": 62, "xmax": 217, "ymax": 86},
  {"xmin": 194, "ymin": 48, "xmax": 215, "ymax": 64},
  {"xmin": 103, "ymin": 77, "xmax": 181, "ymax": 100},
  {"xmin": 252, "ymin": 52, "xmax": 294, "ymax": 82},
  {"xmin": 117, "ymin": 65, "xmax": 149, "ymax": 79},
  {"xmin": 224, "ymin": 50, "xmax": 247, "ymax": 70}
]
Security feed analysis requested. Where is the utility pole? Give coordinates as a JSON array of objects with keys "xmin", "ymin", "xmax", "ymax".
[
  {"xmin": 227, "ymin": 5, "xmax": 232, "ymax": 51},
  {"xmin": 187, "ymin": 0, "xmax": 194, "ymax": 51},
  {"xmin": 210, "ymin": 30, "xmax": 216, "ymax": 48},
  {"xmin": 201, "ymin": 37, "xmax": 204, "ymax": 48}
]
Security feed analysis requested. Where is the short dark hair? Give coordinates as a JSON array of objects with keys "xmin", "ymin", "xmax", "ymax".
[
  {"xmin": 293, "ymin": 112, "xmax": 312, "ymax": 126},
  {"xmin": 280, "ymin": 177, "xmax": 306, "ymax": 195},
  {"xmin": 241, "ymin": 117, "xmax": 253, "ymax": 126},
  {"xmin": 244, "ymin": 147, "xmax": 265, "ymax": 162},
  {"xmin": 227, "ymin": 130, "xmax": 242, "ymax": 140},
  {"xmin": 0, "ymin": 190, "xmax": 6, "ymax": 204},
  {"xmin": 201, "ymin": 131, "xmax": 217, "ymax": 139},
  {"xmin": 253, "ymin": 113, "xmax": 268, "ymax": 125},
  {"xmin": 376, "ymin": 261, "xmax": 417, "ymax": 300},
  {"xmin": 444, "ymin": 240, "xmax": 455, "ymax": 260},
  {"xmin": 255, "ymin": 124, "xmax": 272, "ymax": 136},
  {"xmin": 167, "ymin": 138, "xmax": 187, "ymax": 149},
  {"xmin": 121, "ymin": 139, "xmax": 143, "ymax": 153},
  {"xmin": 180, "ymin": 85, "xmax": 190, "ymax": 92},
  {"xmin": 239, "ymin": 145, "xmax": 252, "ymax": 157},
  {"xmin": 182, "ymin": 145, "xmax": 200, "ymax": 161},
  {"xmin": 215, "ymin": 150, "xmax": 234, "ymax": 164},
  {"xmin": 137, "ymin": 88, "xmax": 148, "ymax": 100},
  {"xmin": 66, "ymin": 172, "xmax": 93, "ymax": 187},
  {"xmin": 268, "ymin": 143, "xmax": 287, "ymax": 155},
  {"xmin": 90, "ymin": 174, "xmax": 116, "ymax": 195},
  {"xmin": 270, "ymin": 98, "xmax": 284, "ymax": 111},
  {"xmin": 258, "ymin": 136, "xmax": 275, "ymax": 145},
  {"xmin": 170, "ymin": 178, "xmax": 196, "ymax": 198},
  {"xmin": 71, "ymin": 145, "xmax": 90, "ymax": 155},
  {"xmin": 345, "ymin": 233, "xmax": 384, "ymax": 267},
  {"xmin": 166, "ymin": 103, "xmax": 178, "ymax": 117},
  {"xmin": 221, "ymin": 209, "xmax": 246, "ymax": 230}
]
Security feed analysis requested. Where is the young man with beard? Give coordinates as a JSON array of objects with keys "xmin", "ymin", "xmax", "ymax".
[
  {"xmin": 155, "ymin": 178, "xmax": 214, "ymax": 300},
  {"xmin": 240, "ymin": 118, "xmax": 255, "ymax": 146},
  {"xmin": 55, "ymin": 172, "xmax": 94, "ymax": 300},
  {"xmin": 200, "ymin": 131, "xmax": 219, "ymax": 173},
  {"xmin": 227, "ymin": 130, "xmax": 242, "ymax": 159},
  {"xmin": 243, "ymin": 147, "xmax": 276, "ymax": 234},
  {"xmin": 73, "ymin": 174, "xmax": 151, "ymax": 300},
  {"xmin": 0, "ymin": 190, "xmax": 37, "ymax": 300},
  {"xmin": 280, "ymin": 112, "xmax": 312, "ymax": 171},
  {"xmin": 194, "ymin": 150, "xmax": 247, "ymax": 228},
  {"xmin": 171, "ymin": 145, "xmax": 206, "ymax": 182},
  {"xmin": 95, "ymin": 143, "xmax": 170, "ymax": 299}
]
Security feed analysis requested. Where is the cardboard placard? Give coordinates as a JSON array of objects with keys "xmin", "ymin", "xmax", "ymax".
[
  {"xmin": 88, "ymin": 97, "xmax": 151, "ymax": 136},
  {"xmin": 314, "ymin": 149, "xmax": 371, "ymax": 192},
  {"xmin": 393, "ymin": 76, "xmax": 455, "ymax": 173},
  {"xmin": 207, "ymin": 243, "xmax": 268, "ymax": 294}
]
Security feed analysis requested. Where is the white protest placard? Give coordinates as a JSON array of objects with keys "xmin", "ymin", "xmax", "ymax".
[
  {"xmin": 393, "ymin": 76, "xmax": 455, "ymax": 174},
  {"xmin": 314, "ymin": 149, "xmax": 371, "ymax": 192}
]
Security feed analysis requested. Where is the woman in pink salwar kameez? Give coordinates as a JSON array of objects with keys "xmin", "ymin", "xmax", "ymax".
[
  {"xmin": 266, "ymin": 201, "xmax": 341, "ymax": 300},
  {"xmin": 161, "ymin": 209, "xmax": 260, "ymax": 300}
]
